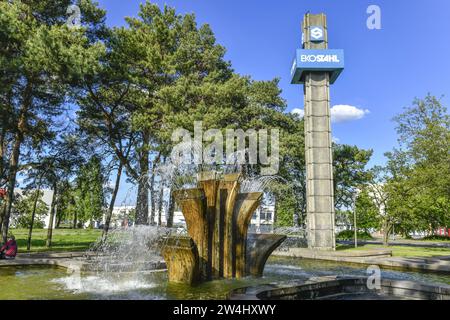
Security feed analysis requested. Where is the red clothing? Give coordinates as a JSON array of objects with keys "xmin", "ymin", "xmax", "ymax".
[{"xmin": 0, "ymin": 240, "xmax": 17, "ymax": 258}]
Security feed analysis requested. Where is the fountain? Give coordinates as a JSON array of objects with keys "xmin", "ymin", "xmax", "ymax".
[{"xmin": 161, "ymin": 172, "xmax": 286, "ymax": 285}]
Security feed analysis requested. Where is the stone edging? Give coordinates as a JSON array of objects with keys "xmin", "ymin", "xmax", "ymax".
[{"xmin": 229, "ymin": 276, "xmax": 450, "ymax": 300}]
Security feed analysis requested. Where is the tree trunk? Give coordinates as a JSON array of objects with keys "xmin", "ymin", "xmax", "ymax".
[
  {"xmin": 135, "ymin": 174, "xmax": 149, "ymax": 225},
  {"xmin": 0, "ymin": 90, "xmax": 13, "ymax": 186},
  {"xmin": 293, "ymin": 197, "xmax": 302, "ymax": 228},
  {"xmin": 2, "ymin": 132, "xmax": 23, "ymax": 243},
  {"xmin": 167, "ymin": 190, "xmax": 175, "ymax": 228},
  {"xmin": 382, "ymin": 221, "xmax": 392, "ymax": 246},
  {"xmin": 102, "ymin": 163, "xmax": 123, "ymax": 241},
  {"xmin": 46, "ymin": 184, "xmax": 58, "ymax": 248},
  {"xmin": 0, "ymin": 199, "xmax": 7, "ymax": 237},
  {"xmin": 27, "ymin": 183, "xmax": 42, "ymax": 251},
  {"xmin": 2, "ymin": 81, "xmax": 30, "ymax": 243},
  {"xmin": 383, "ymin": 231, "xmax": 389, "ymax": 246},
  {"xmin": 0, "ymin": 126, "xmax": 5, "ymax": 185},
  {"xmin": 156, "ymin": 157, "xmax": 165, "ymax": 227},
  {"xmin": 73, "ymin": 211, "xmax": 77, "ymax": 229},
  {"xmin": 157, "ymin": 178, "xmax": 164, "ymax": 226},
  {"xmin": 149, "ymin": 163, "xmax": 156, "ymax": 226},
  {"xmin": 72, "ymin": 196, "xmax": 77, "ymax": 229},
  {"xmin": 56, "ymin": 214, "xmax": 62, "ymax": 228},
  {"xmin": 273, "ymin": 195, "xmax": 278, "ymax": 226},
  {"xmin": 135, "ymin": 134, "xmax": 149, "ymax": 225},
  {"xmin": 293, "ymin": 211, "xmax": 300, "ymax": 228}
]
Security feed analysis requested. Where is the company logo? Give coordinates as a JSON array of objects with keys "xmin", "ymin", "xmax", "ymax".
[
  {"xmin": 291, "ymin": 49, "xmax": 345, "ymax": 85},
  {"xmin": 310, "ymin": 26, "xmax": 324, "ymax": 41},
  {"xmin": 300, "ymin": 54, "xmax": 340, "ymax": 63}
]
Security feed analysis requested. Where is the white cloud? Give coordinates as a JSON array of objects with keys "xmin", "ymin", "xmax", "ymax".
[
  {"xmin": 330, "ymin": 105, "xmax": 370, "ymax": 123},
  {"xmin": 291, "ymin": 105, "xmax": 370, "ymax": 123},
  {"xmin": 291, "ymin": 108, "xmax": 305, "ymax": 118},
  {"xmin": 332, "ymin": 136, "xmax": 340, "ymax": 143}
]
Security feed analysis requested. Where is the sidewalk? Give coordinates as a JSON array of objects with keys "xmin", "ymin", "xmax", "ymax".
[
  {"xmin": 0, "ymin": 251, "xmax": 167, "ymax": 272},
  {"xmin": 274, "ymin": 248, "xmax": 450, "ymax": 274},
  {"xmin": 338, "ymin": 239, "xmax": 450, "ymax": 249},
  {"xmin": 0, "ymin": 251, "xmax": 88, "ymax": 270}
]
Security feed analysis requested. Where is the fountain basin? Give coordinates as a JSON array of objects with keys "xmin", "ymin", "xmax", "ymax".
[
  {"xmin": 161, "ymin": 236, "xmax": 199, "ymax": 284},
  {"xmin": 229, "ymin": 276, "xmax": 450, "ymax": 300},
  {"xmin": 2, "ymin": 257, "xmax": 450, "ymax": 300}
]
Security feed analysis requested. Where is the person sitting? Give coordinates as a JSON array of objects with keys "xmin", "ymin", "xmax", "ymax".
[{"xmin": 0, "ymin": 235, "xmax": 17, "ymax": 260}]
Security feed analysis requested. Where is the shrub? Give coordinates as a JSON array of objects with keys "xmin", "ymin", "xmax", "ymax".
[{"xmin": 422, "ymin": 235, "xmax": 450, "ymax": 241}]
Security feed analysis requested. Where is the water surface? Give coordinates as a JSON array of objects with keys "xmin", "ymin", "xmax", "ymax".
[{"xmin": 1, "ymin": 257, "xmax": 449, "ymax": 300}]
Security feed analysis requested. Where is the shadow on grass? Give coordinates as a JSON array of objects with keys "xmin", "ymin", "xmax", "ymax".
[
  {"xmin": 16, "ymin": 240, "xmax": 97, "ymax": 252},
  {"xmin": 336, "ymin": 244, "xmax": 376, "ymax": 251},
  {"xmin": 13, "ymin": 230, "xmax": 101, "ymax": 253}
]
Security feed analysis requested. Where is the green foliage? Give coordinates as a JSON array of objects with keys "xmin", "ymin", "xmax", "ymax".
[
  {"xmin": 273, "ymin": 114, "xmax": 306, "ymax": 227},
  {"xmin": 421, "ymin": 235, "xmax": 450, "ymax": 241},
  {"xmin": 77, "ymin": 2, "xmax": 297, "ymax": 224},
  {"xmin": 0, "ymin": 0, "xmax": 107, "ymax": 239},
  {"xmin": 354, "ymin": 189, "xmax": 381, "ymax": 231},
  {"xmin": 274, "ymin": 188, "xmax": 296, "ymax": 227},
  {"xmin": 333, "ymin": 144, "xmax": 373, "ymax": 210},
  {"xmin": 354, "ymin": 95, "xmax": 450, "ymax": 244},
  {"xmin": 384, "ymin": 95, "xmax": 450, "ymax": 235},
  {"xmin": 12, "ymin": 191, "xmax": 48, "ymax": 229},
  {"xmin": 52, "ymin": 156, "xmax": 106, "ymax": 228},
  {"xmin": 72, "ymin": 156, "xmax": 106, "ymax": 227}
]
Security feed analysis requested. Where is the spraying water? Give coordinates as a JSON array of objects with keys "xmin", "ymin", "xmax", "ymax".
[
  {"xmin": 239, "ymin": 175, "xmax": 286, "ymax": 193},
  {"xmin": 55, "ymin": 226, "xmax": 175, "ymax": 296},
  {"xmin": 86, "ymin": 225, "xmax": 170, "ymax": 273}
]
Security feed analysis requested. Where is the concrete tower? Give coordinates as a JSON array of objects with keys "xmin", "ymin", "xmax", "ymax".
[{"xmin": 291, "ymin": 13, "xmax": 345, "ymax": 251}]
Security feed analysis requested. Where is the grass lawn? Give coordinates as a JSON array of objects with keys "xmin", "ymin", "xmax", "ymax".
[
  {"xmin": 9, "ymin": 228, "xmax": 102, "ymax": 253},
  {"xmin": 337, "ymin": 243, "xmax": 450, "ymax": 258}
]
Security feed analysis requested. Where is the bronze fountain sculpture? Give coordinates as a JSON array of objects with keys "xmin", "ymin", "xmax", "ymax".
[{"xmin": 162, "ymin": 172, "xmax": 286, "ymax": 285}]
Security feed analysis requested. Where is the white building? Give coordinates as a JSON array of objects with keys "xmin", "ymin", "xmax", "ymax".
[
  {"xmin": 108, "ymin": 205, "xmax": 135, "ymax": 228},
  {"xmin": 106, "ymin": 205, "xmax": 185, "ymax": 228},
  {"xmin": 106, "ymin": 202, "xmax": 276, "ymax": 232},
  {"xmin": 250, "ymin": 204, "xmax": 276, "ymax": 233}
]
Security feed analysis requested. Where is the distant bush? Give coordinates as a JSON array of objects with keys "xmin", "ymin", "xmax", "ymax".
[
  {"xmin": 336, "ymin": 230, "xmax": 374, "ymax": 241},
  {"xmin": 422, "ymin": 235, "xmax": 450, "ymax": 241}
]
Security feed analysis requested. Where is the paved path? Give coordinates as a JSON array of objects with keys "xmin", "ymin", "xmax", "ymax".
[
  {"xmin": 338, "ymin": 239, "xmax": 450, "ymax": 248},
  {"xmin": 0, "ymin": 251, "xmax": 88, "ymax": 270},
  {"xmin": 274, "ymin": 248, "xmax": 450, "ymax": 274},
  {"xmin": 0, "ymin": 251, "xmax": 167, "ymax": 272}
]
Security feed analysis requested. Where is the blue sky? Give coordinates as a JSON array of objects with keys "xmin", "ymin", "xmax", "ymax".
[{"xmin": 93, "ymin": 0, "xmax": 450, "ymax": 205}]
